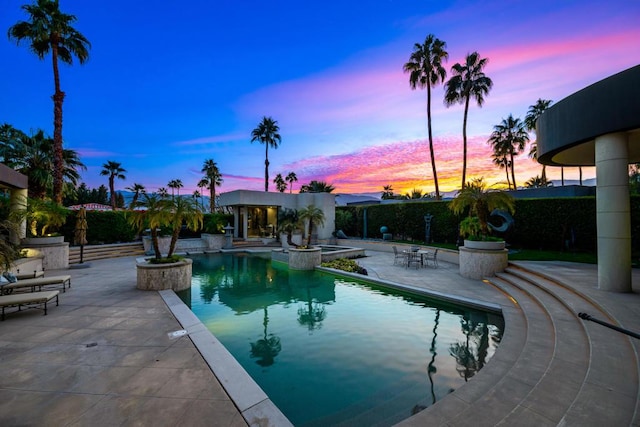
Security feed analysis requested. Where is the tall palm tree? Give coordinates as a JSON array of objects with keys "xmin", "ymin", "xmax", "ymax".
[
  {"xmin": 403, "ymin": 34, "xmax": 448, "ymax": 200},
  {"xmin": 525, "ymin": 99, "xmax": 553, "ymax": 183},
  {"xmin": 444, "ymin": 52, "xmax": 493, "ymax": 189},
  {"xmin": 487, "ymin": 114, "xmax": 529, "ymax": 189},
  {"xmin": 285, "ymin": 171, "xmax": 298, "ymax": 193},
  {"xmin": 8, "ymin": 0, "xmax": 91, "ymax": 204},
  {"xmin": 100, "ymin": 161, "xmax": 126, "ymax": 210},
  {"xmin": 125, "ymin": 183, "xmax": 146, "ymax": 209},
  {"xmin": 251, "ymin": 116, "xmax": 281, "ymax": 192},
  {"xmin": 192, "ymin": 190, "xmax": 201, "ymax": 209},
  {"xmin": 491, "ymin": 151, "xmax": 512, "ymax": 189},
  {"xmin": 201, "ymin": 159, "xmax": 223, "ymax": 213},
  {"xmin": 167, "ymin": 179, "xmax": 183, "ymax": 198},
  {"xmin": 298, "ymin": 204, "xmax": 325, "ymax": 246},
  {"xmin": 157, "ymin": 187, "xmax": 168, "ymax": 198},
  {"xmin": 197, "ymin": 177, "xmax": 209, "ymax": 210},
  {"xmin": 273, "ymin": 173, "xmax": 287, "ymax": 193}
]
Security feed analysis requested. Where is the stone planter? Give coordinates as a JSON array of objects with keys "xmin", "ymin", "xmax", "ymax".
[
  {"xmin": 459, "ymin": 246, "xmax": 508, "ymax": 280},
  {"xmin": 288, "ymin": 247, "xmax": 321, "ymax": 270},
  {"xmin": 136, "ymin": 257, "xmax": 192, "ymax": 291},
  {"xmin": 463, "ymin": 239, "xmax": 505, "ymax": 251},
  {"xmin": 21, "ymin": 236, "xmax": 69, "ymax": 270}
]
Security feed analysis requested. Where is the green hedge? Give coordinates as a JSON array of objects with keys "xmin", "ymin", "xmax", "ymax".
[
  {"xmin": 60, "ymin": 211, "xmax": 234, "ymax": 245},
  {"xmin": 336, "ymin": 196, "xmax": 640, "ymax": 253}
]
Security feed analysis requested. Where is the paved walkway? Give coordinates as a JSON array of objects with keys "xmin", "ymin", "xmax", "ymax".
[{"xmin": 0, "ymin": 252, "xmax": 638, "ymax": 426}]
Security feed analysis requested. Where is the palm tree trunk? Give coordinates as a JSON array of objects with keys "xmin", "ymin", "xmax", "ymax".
[
  {"xmin": 151, "ymin": 230, "xmax": 161, "ymax": 260},
  {"xmin": 265, "ymin": 145, "xmax": 269, "ymax": 192},
  {"xmin": 461, "ymin": 97, "xmax": 470, "ymax": 189},
  {"xmin": 109, "ymin": 176, "xmax": 116, "ymax": 210},
  {"xmin": 510, "ymin": 151, "xmax": 517, "ymax": 190},
  {"xmin": 168, "ymin": 227, "xmax": 180, "ymax": 257},
  {"xmin": 541, "ymin": 164, "xmax": 547, "ymax": 183},
  {"xmin": 51, "ymin": 42, "xmax": 65, "ymax": 204},
  {"xmin": 426, "ymin": 85, "xmax": 440, "ymax": 200},
  {"xmin": 561, "ymin": 167, "xmax": 565, "ymax": 186},
  {"xmin": 504, "ymin": 164, "xmax": 511, "ymax": 189}
]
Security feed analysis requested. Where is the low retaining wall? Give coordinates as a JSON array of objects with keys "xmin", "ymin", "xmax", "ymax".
[
  {"xmin": 459, "ymin": 247, "xmax": 508, "ymax": 279},
  {"xmin": 21, "ymin": 239, "xmax": 69, "ymax": 270},
  {"xmin": 143, "ymin": 234, "xmax": 225, "ymax": 255}
]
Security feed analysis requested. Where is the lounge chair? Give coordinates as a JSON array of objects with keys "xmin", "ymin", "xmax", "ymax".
[
  {"xmin": 0, "ymin": 290, "xmax": 59, "ymax": 320},
  {"xmin": 0, "ymin": 275, "xmax": 71, "ymax": 295},
  {"xmin": 15, "ymin": 270, "xmax": 45, "ymax": 280}
]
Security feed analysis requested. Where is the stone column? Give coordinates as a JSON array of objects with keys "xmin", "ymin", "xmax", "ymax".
[
  {"xmin": 595, "ymin": 132, "xmax": 631, "ymax": 292},
  {"xmin": 10, "ymin": 188, "xmax": 27, "ymax": 241}
]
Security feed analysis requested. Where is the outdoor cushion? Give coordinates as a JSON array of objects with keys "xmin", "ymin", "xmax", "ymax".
[
  {"xmin": 0, "ymin": 290, "xmax": 59, "ymax": 320},
  {"xmin": 0, "ymin": 275, "xmax": 71, "ymax": 295}
]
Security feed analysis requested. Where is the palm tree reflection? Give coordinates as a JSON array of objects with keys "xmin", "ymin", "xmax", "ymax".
[
  {"xmin": 427, "ymin": 309, "xmax": 440, "ymax": 404},
  {"xmin": 297, "ymin": 286, "xmax": 327, "ymax": 331},
  {"xmin": 250, "ymin": 307, "xmax": 281, "ymax": 367},
  {"xmin": 449, "ymin": 313, "xmax": 491, "ymax": 382}
]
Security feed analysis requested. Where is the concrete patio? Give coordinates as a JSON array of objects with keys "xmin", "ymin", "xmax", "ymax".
[{"xmin": 0, "ymin": 250, "xmax": 638, "ymax": 426}]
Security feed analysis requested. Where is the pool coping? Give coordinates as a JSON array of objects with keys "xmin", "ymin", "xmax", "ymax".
[{"xmin": 160, "ymin": 265, "xmax": 505, "ymax": 427}]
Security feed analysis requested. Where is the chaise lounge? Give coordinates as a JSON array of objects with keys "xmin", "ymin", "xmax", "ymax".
[
  {"xmin": 0, "ymin": 290, "xmax": 59, "ymax": 320},
  {"xmin": 0, "ymin": 275, "xmax": 71, "ymax": 295}
]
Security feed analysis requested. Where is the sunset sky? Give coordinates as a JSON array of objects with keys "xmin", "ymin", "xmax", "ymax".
[{"xmin": 2, "ymin": 0, "xmax": 639, "ymax": 197}]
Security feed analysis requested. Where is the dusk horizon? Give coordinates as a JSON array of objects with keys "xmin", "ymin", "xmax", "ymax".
[{"xmin": 2, "ymin": 0, "xmax": 638, "ymax": 197}]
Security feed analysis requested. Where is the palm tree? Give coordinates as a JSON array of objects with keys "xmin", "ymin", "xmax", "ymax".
[
  {"xmin": 449, "ymin": 178, "xmax": 515, "ymax": 237},
  {"xmin": 285, "ymin": 171, "xmax": 298, "ymax": 193},
  {"xmin": 4, "ymin": 128, "xmax": 85, "ymax": 199},
  {"xmin": 167, "ymin": 179, "xmax": 183, "ymax": 198},
  {"xmin": 524, "ymin": 175, "xmax": 551, "ymax": 188},
  {"xmin": 298, "ymin": 204, "xmax": 325, "ymax": 246},
  {"xmin": 127, "ymin": 193, "xmax": 169, "ymax": 260},
  {"xmin": 277, "ymin": 208, "xmax": 301, "ymax": 247},
  {"xmin": 125, "ymin": 183, "xmax": 146, "ymax": 209},
  {"xmin": 8, "ymin": 0, "xmax": 91, "ymax": 204},
  {"xmin": 100, "ymin": 161, "xmax": 126, "ymax": 210},
  {"xmin": 202, "ymin": 159, "xmax": 223, "ymax": 213},
  {"xmin": 251, "ymin": 116, "xmax": 281, "ymax": 192},
  {"xmin": 444, "ymin": 52, "xmax": 493, "ymax": 189},
  {"xmin": 491, "ymin": 151, "xmax": 512, "ymax": 189},
  {"xmin": 404, "ymin": 188, "xmax": 425, "ymax": 199},
  {"xmin": 157, "ymin": 187, "xmax": 168, "ymax": 198},
  {"xmin": 299, "ymin": 180, "xmax": 335, "ymax": 193},
  {"xmin": 403, "ymin": 34, "xmax": 448, "ymax": 200},
  {"xmin": 525, "ymin": 99, "xmax": 553, "ymax": 183},
  {"xmin": 166, "ymin": 197, "xmax": 203, "ymax": 257},
  {"xmin": 197, "ymin": 177, "xmax": 209, "ymax": 210},
  {"xmin": 192, "ymin": 190, "xmax": 201, "ymax": 209},
  {"xmin": 273, "ymin": 173, "xmax": 287, "ymax": 193},
  {"xmin": 381, "ymin": 184, "xmax": 394, "ymax": 199},
  {"xmin": 487, "ymin": 114, "xmax": 529, "ymax": 189}
]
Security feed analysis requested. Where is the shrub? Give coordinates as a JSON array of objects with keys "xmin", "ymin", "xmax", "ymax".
[{"xmin": 321, "ymin": 258, "xmax": 368, "ymax": 275}]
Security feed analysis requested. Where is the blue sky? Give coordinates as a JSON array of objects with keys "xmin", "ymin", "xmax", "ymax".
[{"xmin": 2, "ymin": 0, "xmax": 639, "ymax": 196}]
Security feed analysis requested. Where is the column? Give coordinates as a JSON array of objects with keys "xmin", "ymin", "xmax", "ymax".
[{"xmin": 595, "ymin": 132, "xmax": 631, "ymax": 292}]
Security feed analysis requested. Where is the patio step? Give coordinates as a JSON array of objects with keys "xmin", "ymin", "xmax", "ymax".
[
  {"xmin": 401, "ymin": 263, "xmax": 639, "ymax": 426},
  {"xmin": 68, "ymin": 242, "xmax": 145, "ymax": 264}
]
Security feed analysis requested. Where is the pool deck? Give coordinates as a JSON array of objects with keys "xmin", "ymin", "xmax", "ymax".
[{"xmin": 0, "ymin": 251, "xmax": 638, "ymax": 426}]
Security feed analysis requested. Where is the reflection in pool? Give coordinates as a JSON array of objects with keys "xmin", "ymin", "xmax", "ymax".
[{"xmin": 178, "ymin": 253, "xmax": 503, "ymax": 427}]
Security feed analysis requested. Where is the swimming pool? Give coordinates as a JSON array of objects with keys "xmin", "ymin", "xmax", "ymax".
[{"xmin": 179, "ymin": 253, "xmax": 503, "ymax": 426}]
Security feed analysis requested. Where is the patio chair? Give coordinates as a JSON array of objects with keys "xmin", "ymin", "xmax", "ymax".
[
  {"xmin": 407, "ymin": 251, "xmax": 422, "ymax": 269},
  {"xmin": 423, "ymin": 249, "xmax": 439, "ymax": 268},
  {"xmin": 392, "ymin": 246, "xmax": 407, "ymax": 265}
]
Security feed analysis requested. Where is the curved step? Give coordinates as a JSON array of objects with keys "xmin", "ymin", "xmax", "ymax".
[{"xmin": 504, "ymin": 265, "xmax": 640, "ymax": 425}]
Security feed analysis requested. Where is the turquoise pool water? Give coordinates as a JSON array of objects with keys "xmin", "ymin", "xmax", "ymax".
[{"xmin": 179, "ymin": 253, "xmax": 503, "ymax": 426}]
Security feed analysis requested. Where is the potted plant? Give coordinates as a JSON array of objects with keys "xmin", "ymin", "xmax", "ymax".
[
  {"xmin": 128, "ymin": 193, "xmax": 203, "ymax": 291},
  {"xmin": 277, "ymin": 208, "xmax": 302, "ymax": 248},
  {"xmin": 449, "ymin": 178, "xmax": 514, "ymax": 250}
]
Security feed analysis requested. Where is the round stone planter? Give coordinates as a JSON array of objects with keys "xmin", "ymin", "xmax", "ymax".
[
  {"xmin": 136, "ymin": 257, "xmax": 192, "ymax": 291},
  {"xmin": 463, "ymin": 239, "xmax": 505, "ymax": 251},
  {"xmin": 288, "ymin": 247, "xmax": 321, "ymax": 270},
  {"xmin": 459, "ymin": 246, "xmax": 508, "ymax": 280},
  {"xmin": 21, "ymin": 236, "xmax": 69, "ymax": 270}
]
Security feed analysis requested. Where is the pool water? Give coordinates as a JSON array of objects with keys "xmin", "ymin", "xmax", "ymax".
[{"xmin": 179, "ymin": 253, "xmax": 503, "ymax": 426}]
